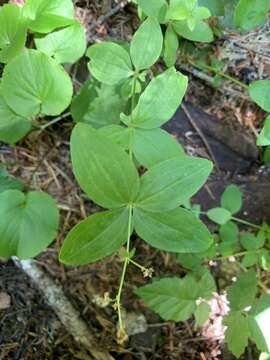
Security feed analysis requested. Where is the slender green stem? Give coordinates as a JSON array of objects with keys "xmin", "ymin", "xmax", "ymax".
[
  {"xmin": 187, "ymin": 58, "xmax": 249, "ymax": 90},
  {"xmin": 199, "ymin": 210, "xmax": 262, "ymax": 230},
  {"xmin": 131, "ymin": 78, "xmax": 137, "ymax": 115},
  {"xmin": 39, "ymin": 112, "xmax": 71, "ymax": 130},
  {"xmin": 214, "ymin": 250, "xmax": 249, "ymax": 261},
  {"xmin": 129, "ymin": 258, "xmax": 145, "ymax": 271},
  {"xmin": 116, "ymin": 205, "xmax": 133, "ymax": 332},
  {"xmin": 231, "ymin": 217, "xmax": 262, "ymax": 230}
]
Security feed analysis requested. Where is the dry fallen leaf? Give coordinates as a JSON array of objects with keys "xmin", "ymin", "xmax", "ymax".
[{"xmin": 0, "ymin": 292, "xmax": 11, "ymax": 310}]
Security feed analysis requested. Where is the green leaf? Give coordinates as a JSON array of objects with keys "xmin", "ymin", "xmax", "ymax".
[
  {"xmin": 23, "ymin": 0, "xmax": 75, "ymax": 33},
  {"xmin": 71, "ymin": 123, "xmax": 140, "ymax": 209},
  {"xmin": 137, "ymin": 0, "xmax": 168, "ymax": 22},
  {"xmin": 224, "ymin": 311, "xmax": 250, "ymax": 358},
  {"xmin": 0, "ymin": 169, "xmax": 24, "ymax": 193},
  {"xmin": 134, "ymin": 207, "xmax": 213, "ymax": 253},
  {"xmin": 35, "ymin": 21, "xmax": 86, "ymax": 64},
  {"xmin": 257, "ymin": 116, "xmax": 270, "ymax": 146},
  {"xmin": 242, "ymin": 251, "xmax": 258, "ymax": 268},
  {"xmin": 0, "ymin": 4, "xmax": 27, "ymax": 64},
  {"xmin": 0, "ymin": 87, "xmax": 31, "ymax": 144},
  {"xmin": 125, "ymin": 68, "xmax": 188, "ymax": 129},
  {"xmin": 98, "ymin": 125, "xmax": 130, "ymax": 150},
  {"xmin": 71, "ymin": 80, "xmax": 126, "ymax": 128},
  {"xmin": 219, "ymin": 221, "xmax": 238, "ymax": 243},
  {"xmin": 197, "ymin": 270, "xmax": 216, "ymax": 299},
  {"xmin": 136, "ymin": 156, "xmax": 212, "ymax": 212},
  {"xmin": 163, "ymin": 25, "xmax": 179, "ymax": 68},
  {"xmin": 0, "ymin": 190, "xmax": 59, "ymax": 259},
  {"xmin": 194, "ymin": 302, "xmax": 211, "ymax": 327},
  {"xmin": 178, "ymin": 253, "xmax": 203, "ymax": 270},
  {"xmin": 249, "ymin": 295, "xmax": 270, "ymax": 353},
  {"xmin": 240, "ymin": 232, "xmax": 265, "ymax": 251},
  {"xmin": 136, "ymin": 272, "xmax": 215, "ymax": 321},
  {"xmin": 87, "ymin": 42, "xmax": 133, "ymax": 85},
  {"xmin": 227, "ymin": 270, "xmax": 257, "ymax": 311},
  {"xmin": 173, "ymin": 20, "xmax": 214, "ymax": 43},
  {"xmin": 234, "ymin": 0, "xmax": 270, "ymax": 31},
  {"xmin": 130, "ymin": 17, "xmax": 163, "ymax": 71},
  {"xmin": 249, "ymin": 80, "xmax": 270, "ymax": 112},
  {"xmin": 221, "ymin": 184, "xmax": 242, "ymax": 214},
  {"xmin": 198, "ymin": 0, "xmax": 224, "ymax": 16},
  {"xmin": 133, "ymin": 128, "xmax": 185, "ymax": 168},
  {"xmin": 166, "ymin": 0, "xmax": 191, "ymax": 21},
  {"xmin": 219, "ymin": 221, "xmax": 239, "ymax": 256},
  {"xmin": 207, "ymin": 207, "xmax": 231, "ymax": 225},
  {"xmin": 2, "ymin": 49, "xmax": 73, "ymax": 118},
  {"xmin": 59, "ymin": 208, "xmax": 130, "ymax": 265},
  {"xmin": 136, "ymin": 275, "xmax": 199, "ymax": 321}
]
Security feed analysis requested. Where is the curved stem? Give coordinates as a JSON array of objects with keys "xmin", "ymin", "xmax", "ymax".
[
  {"xmin": 187, "ymin": 58, "xmax": 249, "ymax": 90},
  {"xmin": 116, "ymin": 205, "xmax": 133, "ymax": 332},
  {"xmin": 231, "ymin": 216, "xmax": 262, "ymax": 230}
]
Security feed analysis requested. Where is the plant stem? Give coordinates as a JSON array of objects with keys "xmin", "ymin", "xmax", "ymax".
[
  {"xmin": 214, "ymin": 250, "xmax": 249, "ymax": 261},
  {"xmin": 116, "ymin": 205, "xmax": 133, "ymax": 332},
  {"xmin": 231, "ymin": 217, "xmax": 262, "ymax": 230},
  {"xmin": 129, "ymin": 258, "xmax": 145, "ymax": 271},
  {"xmin": 39, "ymin": 112, "xmax": 71, "ymax": 130},
  {"xmin": 187, "ymin": 58, "xmax": 249, "ymax": 90}
]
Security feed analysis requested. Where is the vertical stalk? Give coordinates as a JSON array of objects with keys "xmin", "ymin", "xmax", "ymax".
[{"xmin": 116, "ymin": 204, "xmax": 133, "ymax": 332}]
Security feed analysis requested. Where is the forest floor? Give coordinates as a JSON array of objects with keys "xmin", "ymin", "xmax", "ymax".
[{"xmin": 1, "ymin": 1, "xmax": 270, "ymax": 359}]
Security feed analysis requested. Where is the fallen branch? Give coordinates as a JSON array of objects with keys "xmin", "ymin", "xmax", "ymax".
[{"xmin": 12, "ymin": 257, "xmax": 115, "ymax": 360}]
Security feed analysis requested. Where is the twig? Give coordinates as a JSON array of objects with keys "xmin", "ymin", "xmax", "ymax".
[
  {"xmin": 88, "ymin": 1, "xmax": 128, "ymax": 35},
  {"xmin": 12, "ymin": 258, "xmax": 115, "ymax": 360},
  {"xmin": 179, "ymin": 64, "xmax": 250, "ymax": 101},
  {"xmin": 181, "ymin": 103, "xmax": 220, "ymax": 171}
]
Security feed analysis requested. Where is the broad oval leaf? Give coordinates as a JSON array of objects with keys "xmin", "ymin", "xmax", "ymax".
[
  {"xmin": 130, "ymin": 17, "xmax": 163, "ymax": 71},
  {"xmin": 23, "ymin": 0, "xmax": 75, "ymax": 33},
  {"xmin": 0, "ymin": 190, "xmax": 59, "ymax": 259},
  {"xmin": 133, "ymin": 128, "xmax": 185, "ymax": 168},
  {"xmin": 60, "ymin": 208, "xmax": 130, "ymax": 265},
  {"xmin": 207, "ymin": 207, "xmax": 231, "ymax": 225},
  {"xmin": 0, "ymin": 88, "xmax": 31, "ymax": 144},
  {"xmin": 71, "ymin": 80, "xmax": 126, "ymax": 128},
  {"xmin": 134, "ymin": 207, "xmax": 213, "ymax": 253},
  {"xmin": 87, "ymin": 42, "xmax": 133, "ymax": 85},
  {"xmin": 234, "ymin": 0, "xmax": 270, "ymax": 31},
  {"xmin": 173, "ymin": 20, "xmax": 214, "ymax": 43},
  {"xmin": 98, "ymin": 125, "xmax": 130, "ymax": 150},
  {"xmin": 221, "ymin": 184, "xmax": 242, "ymax": 214},
  {"xmin": 71, "ymin": 123, "xmax": 140, "ymax": 209},
  {"xmin": 0, "ymin": 4, "xmax": 27, "ymax": 64},
  {"xmin": 137, "ymin": 0, "xmax": 168, "ymax": 22},
  {"xmin": 35, "ymin": 21, "xmax": 86, "ymax": 64},
  {"xmin": 125, "ymin": 68, "xmax": 188, "ymax": 129},
  {"xmin": 0, "ymin": 169, "xmax": 24, "ymax": 194},
  {"xmin": 2, "ymin": 50, "xmax": 73, "ymax": 118},
  {"xmin": 198, "ymin": 0, "xmax": 224, "ymax": 16},
  {"xmin": 135, "ymin": 156, "xmax": 213, "ymax": 212},
  {"xmin": 163, "ymin": 25, "xmax": 179, "ymax": 68},
  {"xmin": 249, "ymin": 80, "xmax": 270, "ymax": 112}
]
